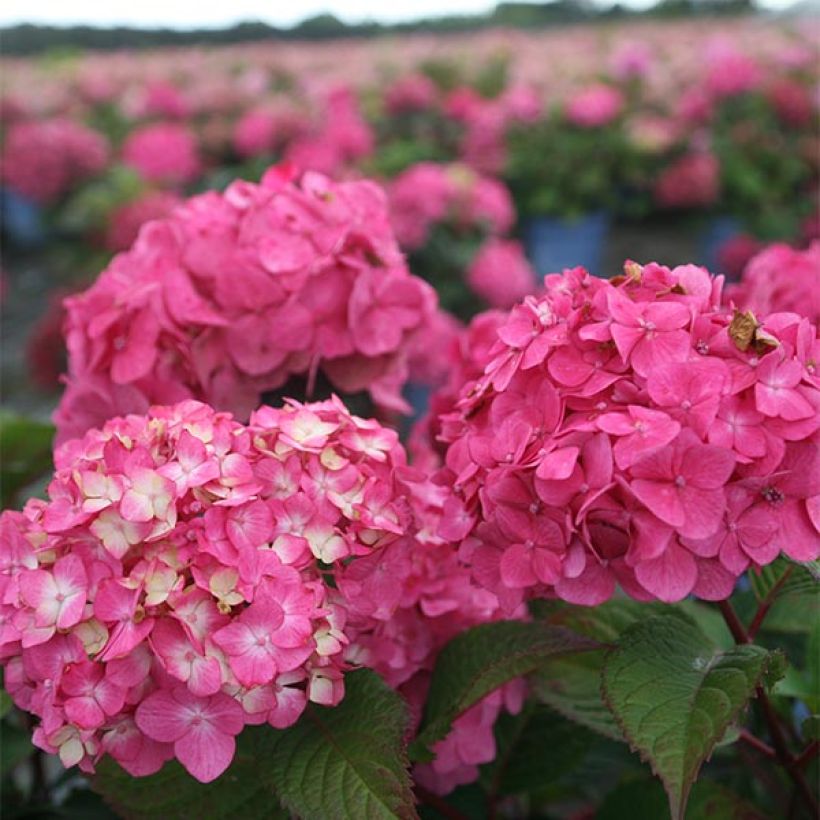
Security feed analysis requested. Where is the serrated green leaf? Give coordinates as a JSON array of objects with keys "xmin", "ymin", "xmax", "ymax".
[
  {"xmin": 261, "ymin": 668, "xmax": 417, "ymax": 820},
  {"xmin": 748, "ymin": 559, "xmax": 820, "ymax": 634},
  {"xmin": 411, "ymin": 621, "xmax": 601, "ymax": 759},
  {"xmin": 533, "ymin": 598, "xmax": 661, "ymax": 642},
  {"xmin": 93, "ymin": 728, "xmax": 286, "ymax": 820},
  {"xmin": 530, "ymin": 650, "xmax": 623, "ymax": 741},
  {"xmin": 0, "ymin": 413, "xmax": 55, "ymax": 508},
  {"xmin": 601, "ymin": 614, "xmax": 771, "ymax": 820},
  {"xmin": 530, "ymin": 599, "xmax": 671, "ymax": 742},
  {"xmin": 479, "ymin": 703, "xmax": 593, "ymax": 798}
]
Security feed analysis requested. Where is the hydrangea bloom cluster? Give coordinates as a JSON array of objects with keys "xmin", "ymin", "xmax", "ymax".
[
  {"xmin": 121, "ymin": 123, "xmax": 202, "ymax": 187},
  {"xmin": 0, "ymin": 118, "xmax": 110, "ymax": 204},
  {"xmin": 388, "ymin": 162, "xmax": 515, "ymax": 251},
  {"xmin": 467, "ymin": 239, "xmax": 536, "ymax": 309},
  {"xmin": 55, "ymin": 165, "xmax": 436, "ymax": 443},
  {"xmin": 0, "ymin": 398, "xmax": 411, "ymax": 783},
  {"xmin": 565, "ymin": 84, "xmax": 625, "ymax": 128},
  {"xmin": 654, "ymin": 152, "xmax": 720, "ymax": 209},
  {"xmin": 338, "ymin": 469, "xmax": 526, "ymax": 795},
  {"xmin": 727, "ymin": 242, "xmax": 820, "ymax": 324},
  {"xmin": 439, "ymin": 262, "xmax": 820, "ymax": 609}
]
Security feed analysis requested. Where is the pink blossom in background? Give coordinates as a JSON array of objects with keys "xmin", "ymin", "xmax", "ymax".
[
  {"xmin": 0, "ymin": 119, "xmax": 109, "ymax": 204},
  {"xmin": 56, "ymin": 165, "xmax": 436, "ymax": 443},
  {"xmin": 610, "ymin": 41, "xmax": 654, "ymax": 80},
  {"xmin": 654, "ymin": 152, "xmax": 720, "ymax": 209},
  {"xmin": 135, "ymin": 81, "xmax": 192, "ymax": 120},
  {"xmin": 565, "ymin": 84, "xmax": 624, "ymax": 127},
  {"xmin": 767, "ymin": 78, "xmax": 815, "ymax": 127},
  {"xmin": 388, "ymin": 162, "xmax": 514, "ymax": 250},
  {"xmin": 384, "ymin": 72, "xmax": 438, "ymax": 114},
  {"xmin": 121, "ymin": 122, "xmax": 202, "ymax": 187},
  {"xmin": 705, "ymin": 42, "xmax": 763, "ymax": 99},
  {"xmin": 467, "ymin": 239, "xmax": 536, "ymax": 308},
  {"xmin": 436, "ymin": 262, "xmax": 820, "ymax": 607},
  {"xmin": 232, "ymin": 108, "xmax": 280, "ymax": 158},
  {"xmin": 717, "ymin": 233, "xmax": 763, "ymax": 281},
  {"xmin": 726, "ymin": 242, "xmax": 820, "ymax": 323}
]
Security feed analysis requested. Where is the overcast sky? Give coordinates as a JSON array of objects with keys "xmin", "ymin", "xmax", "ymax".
[
  {"xmin": 0, "ymin": 0, "xmax": 796, "ymax": 27},
  {"xmin": 3, "ymin": 0, "xmax": 495, "ymax": 28}
]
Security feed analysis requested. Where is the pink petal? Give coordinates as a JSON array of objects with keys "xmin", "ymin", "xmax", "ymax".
[
  {"xmin": 635, "ymin": 541, "xmax": 697, "ymax": 602},
  {"xmin": 631, "ymin": 480, "xmax": 685, "ymax": 528},
  {"xmin": 499, "ymin": 544, "xmax": 538, "ymax": 589},
  {"xmin": 175, "ymin": 722, "xmax": 236, "ymax": 783},
  {"xmin": 135, "ymin": 690, "xmax": 192, "ymax": 743}
]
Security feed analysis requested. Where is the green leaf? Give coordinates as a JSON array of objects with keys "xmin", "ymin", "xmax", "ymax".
[
  {"xmin": 479, "ymin": 703, "xmax": 593, "ymax": 798},
  {"xmin": 748, "ymin": 559, "xmax": 820, "ymax": 633},
  {"xmin": 0, "ymin": 724, "xmax": 33, "ymax": 777},
  {"xmin": 530, "ymin": 650, "xmax": 623, "ymax": 741},
  {"xmin": 596, "ymin": 778, "xmax": 766, "ymax": 820},
  {"xmin": 530, "ymin": 599, "xmax": 666, "ymax": 742},
  {"xmin": 601, "ymin": 613, "xmax": 771, "ymax": 820},
  {"xmin": 261, "ymin": 668, "xmax": 417, "ymax": 820},
  {"xmin": 93, "ymin": 729, "xmax": 286, "ymax": 820},
  {"xmin": 686, "ymin": 779, "xmax": 768, "ymax": 819},
  {"xmin": 0, "ymin": 688, "xmax": 12, "ymax": 718},
  {"xmin": 802, "ymin": 715, "xmax": 820, "ymax": 741},
  {"xmin": 411, "ymin": 621, "xmax": 601, "ymax": 759},
  {"xmin": 0, "ymin": 412, "xmax": 55, "ymax": 508}
]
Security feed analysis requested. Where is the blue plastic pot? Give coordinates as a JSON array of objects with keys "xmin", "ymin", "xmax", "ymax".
[
  {"xmin": 0, "ymin": 187, "xmax": 47, "ymax": 248},
  {"xmin": 698, "ymin": 215, "xmax": 742, "ymax": 276},
  {"xmin": 523, "ymin": 211, "xmax": 611, "ymax": 278},
  {"xmin": 401, "ymin": 382, "xmax": 432, "ymax": 438}
]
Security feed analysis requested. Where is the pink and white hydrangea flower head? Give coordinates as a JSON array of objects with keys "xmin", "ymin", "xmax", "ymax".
[{"xmin": 1, "ymin": 397, "xmax": 411, "ymax": 782}]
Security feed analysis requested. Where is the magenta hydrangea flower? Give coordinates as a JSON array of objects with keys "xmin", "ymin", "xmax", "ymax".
[
  {"xmin": 0, "ymin": 118, "xmax": 109, "ymax": 204},
  {"xmin": 565, "ymin": 84, "xmax": 625, "ymax": 128},
  {"xmin": 121, "ymin": 122, "xmax": 202, "ymax": 187},
  {"xmin": 0, "ymin": 397, "xmax": 414, "ymax": 782},
  {"xmin": 726, "ymin": 242, "xmax": 820, "ymax": 324},
  {"xmin": 438, "ymin": 262, "xmax": 820, "ymax": 607},
  {"xmin": 388, "ymin": 162, "xmax": 515, "ymax": 251},
  {"xmin": 55, "ymin": 165, "xmax": 436, "ymax": 443},
  {"xmin": 467, "ymin": 239, "xmax": 537, "ymax": 309},
  {"xmin": 338, "ymin": 467, "xmax": 527, "ymax": 795}
]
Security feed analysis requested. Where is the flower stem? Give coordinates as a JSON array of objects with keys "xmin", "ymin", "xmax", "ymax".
[{"xmin": 717, "ymin": 599, "xmax": 819, "ymax": 817}]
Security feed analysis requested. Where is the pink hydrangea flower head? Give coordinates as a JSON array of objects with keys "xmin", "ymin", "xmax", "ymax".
[
  {"xmin": 654, "ymin": 152, "xmax": 720, "ymax": 210},
  {"xmin": 1, "ymin": 118, "xmax": 109, "ymax": 204},
  {"xmin": 1, "ymin": 397, "xmax": 413, "ymax": 781},
  {"xmin": 437, "ymin": 261, "xmax": 820, "ymax": 606},
  {"xmin": 467, "ymin": 239, "xmax": 536, "ymax": 309},
  {"xmin": 121, "ymin": 123, "xmax": 202, "ymax": 187},
  {"xmin": 726, "ymin": 242, "xmax": 820, "ymax": 324},
  {"xmin": 55, "ymin": 165, "xmax": 436, "ymax": 443},
  {"xmin": 565, "ymin": 84, "xmax": 624, "ymax": 128}
]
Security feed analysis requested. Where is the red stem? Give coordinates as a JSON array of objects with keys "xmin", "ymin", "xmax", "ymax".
[
  {"xmin": 717, "ymin": 600, "xmax": 819, "ymax": 817},
  {"xmin": 795, "ymin": 741, "xmax": 819, "ymax": 770},
  {"xmin": 739, "ymin": 727, "xmax": 776, "ymax": 759}
]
